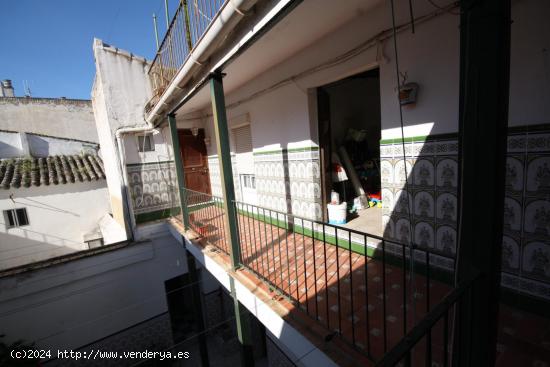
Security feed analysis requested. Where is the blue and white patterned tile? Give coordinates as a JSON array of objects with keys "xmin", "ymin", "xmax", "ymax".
[
  {"xmin": 522, "ymin": 241, "xmax": 550, "ymax": 282},
  {"xmin": 394, "ymin": 189, "xmax": 413, "ymax": 216},
  {"xmin": 505, "ymin": 155, "xmax": 525, "ymax": 193},
  {"xmin": 523, "ymin": 199, "xmax": 550, "ymax": 237},
  {"xmin": 435, "ymin": 158, "xmax": 458, "ymax": 191},
  {"xmin": 414, "ymin": 191, "xmax": 435, "ymax": 219},
  {"xmin": 381, "ymin": 159, "xmax": 394, "ymax": 185},
  {"xmin": 413, "ymin": 158, "xmax": 435, "ymax": 187},
  {"xmin": 507, "ymin": 134, "xmax": 527, "ymax": 153},
  {"xmin": 395, "ymin": 218, "xmax": 412, "ymax": 243},
  {"xmin": 527, "ymin": 133, "xmax": 550, "ymax": 153},
  {"xmin": 394, "ymin": 160, "xmax": 414, "ymax": 186},
  {"xmin": 436, "ymin": 225, "xmax": 456, "ymax": 255},
  {"xmin": 503, "ymin": 196, "xmax": 523, "ymax": 234},
  {"xmin": 415, "ymin": 221, "xmax": 435, "ymax": 248},
  {"xmin": 380, "ymin": 144, "xmax": 394, "ymax": 158},
  {"xmin": 435, "ymin": 140, "xmax": 459, "ymax": 156},
  {"xmin": 127, "ymin": 162, "xmax": 179, "ymax": 215},
  {"xmin": 526, "ymin": 155, "xmax": 550, "ymax": 195},
  {"xmin": 436, "ymin": 192, "xmax": 457, "ymax": 223},
  {"xmin": 502, "ymin": 235, "xmax": 520, "ymax": 273}
]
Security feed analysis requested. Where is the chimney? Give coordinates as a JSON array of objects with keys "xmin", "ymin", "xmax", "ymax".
[{"xmin": 1, "ymin": 79, "xmax": 14, "ymax": 97}]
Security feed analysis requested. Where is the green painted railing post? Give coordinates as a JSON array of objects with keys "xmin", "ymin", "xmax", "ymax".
[
  {"xmin": 181, "ymin": 0, "xmax": 193, "ymax": 51},
  {"xmin": 210, "ymin": 72, "xmax": 254, "ymax": 367},
  {"xmin": 209, "ymin": 72, "xmax": 241, "ymax": 270},
  {"xmin": 168, "ymin": 113, "xmax": 190, "ymax": 229}
]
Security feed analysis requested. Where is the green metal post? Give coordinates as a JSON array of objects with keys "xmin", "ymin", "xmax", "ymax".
[
  {"xmin": 187, "ymin": 249, "xmax": 210, "ymax": 367},
  {"xmin": 230, "ymin": 277, "xmax": 255, "ymax": 367},
  {"xmin": 182, "ymin": 0, "xmax": 194, "ymax": 51},
  {"xmin": 152, "ymin": 14, "xmax": 160, "ymax": 50},
  {"xmin": 168, "ymin": 114, "xmax": 190, "ymax": 229},
  {"xmin": 164, "ymin": 0, "xmax": 170, "ymax": 29},
  {"xmin": 209, "ymin": 72, "xmax": 241, "ymax": 270},
  {"xmin": 455, "ymin": 0, "xmax": 511, "ymax": 365},
  {"xmin": 210, "ymin": 72, "xmax": 254, "ymax": 367}
]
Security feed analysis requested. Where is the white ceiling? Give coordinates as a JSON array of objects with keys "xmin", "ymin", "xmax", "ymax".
[{"xmin": 176, "ymin": 0, "xmax": 382, "ymax": 115}]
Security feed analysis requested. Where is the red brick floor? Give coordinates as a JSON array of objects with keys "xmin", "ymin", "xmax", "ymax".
[
  {"xmin": 184, "ymin": 205, "xmax": 550, "ymax": 366},
  {"xmin": 187, "ymin": 205, "xmax": 453, "ymax": 362}
]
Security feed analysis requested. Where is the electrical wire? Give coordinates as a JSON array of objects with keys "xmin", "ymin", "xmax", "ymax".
[{"xmin": 161, "ymin": 2, "xmax": 459, "ymax": 125}]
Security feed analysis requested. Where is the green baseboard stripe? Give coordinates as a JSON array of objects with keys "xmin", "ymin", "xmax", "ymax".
[
  {"xmin": 500, "ymin": 287, "xmax": 550, "ymax": 319},
  {"xmin": 234, "ymin": 206, "xmax": 454, "ymax": 285},
  {"xmin": 380, "ymin": 133, "xmax": 458, "ymax": 145},
  {"xmin": 135, "ymin": 207, "xmax": 181, "ymax": 224},
  {"xmin": 126, "ymin": 160, "xmax": 174, "ymax": 167}
]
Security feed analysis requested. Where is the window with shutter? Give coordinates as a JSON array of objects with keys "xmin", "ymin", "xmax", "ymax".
[{"xmin": 232, "ymin": 124, "xmax": 253, "ymax": 154}]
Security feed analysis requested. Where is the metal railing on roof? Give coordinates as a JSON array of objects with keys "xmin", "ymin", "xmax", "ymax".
[{"xmin": 147, "ymin": 0, "xmax": 226, "ymax": 111}]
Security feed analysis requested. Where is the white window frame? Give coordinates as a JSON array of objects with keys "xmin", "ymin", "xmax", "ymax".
[
  {"xmin": 4, "ymin": 208, "xmax": 29, "ymax": 228},
  {"xmin": 136, "ymin": 133, "xmax": 155, "ymax": 152}
]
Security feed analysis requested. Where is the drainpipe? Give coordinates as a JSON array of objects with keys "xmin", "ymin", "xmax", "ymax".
[
  {"xmin": 114, "ymin": 125, "xmax": 158, "ymax": 240},
  {"xmin": 145, "ymin": 0, "xmax": 259, "ymax": 124}
]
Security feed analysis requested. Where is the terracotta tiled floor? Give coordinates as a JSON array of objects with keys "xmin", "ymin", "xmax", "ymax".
[
  {"xmin": 184, "ymin": 204, "xmax": 550, "ymax": 366},
  {"xmin": 187, "ymin": 205, "xmax": 452, "ymax": 362}
]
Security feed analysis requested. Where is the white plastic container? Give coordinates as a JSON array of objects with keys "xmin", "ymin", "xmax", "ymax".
[
  {"xmin": 327, "ymin": 202, "xmax": 347, "ymax": 224},
  {"xmin": 330, "ymin": 190, "xmax": 340, "ymax": 204}
]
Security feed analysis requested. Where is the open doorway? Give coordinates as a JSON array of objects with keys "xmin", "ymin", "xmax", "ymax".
[{"xmin": 317, "ymin": 68, "xmax": 382, "ymax": 236}]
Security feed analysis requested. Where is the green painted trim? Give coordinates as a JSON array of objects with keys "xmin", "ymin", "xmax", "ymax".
[
  {"xmin": 234, "ymin": 205, "xmax": 455, "ymax": 285},
  {"xmin": 135, "ymin": 207, "xmax": 180, "ymax": 223},
  {"xmin": 507, "ymin": 123, "xmax": 550, "ymax": 134},
  {"xmin": 378, "ymin": 123, "xmax": 550, "ymax": 146},
  {"xmin": 253, "ymin": 146, "xmax": 319, "ymax": 156},
  {"xmin": 380, "ymin": 133, "xmax": 459, "ymax": 145},
  {"xmin": 126, "ymin": 160, "xmax": 174, "ymax": 167},
  {"xmin": 500, "ymin": 287, "xmax": 550, "ymax": 318},
  {"xmin": 188, "ymin": 201, "xmax": 215, "ymax": 213}
]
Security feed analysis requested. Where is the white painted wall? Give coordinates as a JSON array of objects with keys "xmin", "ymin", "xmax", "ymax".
[
  {"xmin": 0, "ymin": 131, "xmax": 24, "ymax": 157},
  {"xmin": 26, "ymin": 134, "xmax": 98, "ymax": 157},
  {"xmin": 122, "ymin": 126, "xmax": 174, "ymax": 165},
  {"xmin": 91, "ymin": 38, "xmax": 153, "ymax": 230},
  {"xmin": 189, "ymin": 0, "xmax": 548, "ymax": 147},
  {"xmin": 0, "ymin": 234, "xmax": 187, "ymax": 352},
  {"xmin": 0, "ymin": 98, "xmax": 98, "ymax": 143},
  {"xmin": 0, "ymin": 181, "xmax": 110, "ymax": 270},
  {"xmin": 0, "ymin": 132, "xmax": 99, "ymax": 158}
]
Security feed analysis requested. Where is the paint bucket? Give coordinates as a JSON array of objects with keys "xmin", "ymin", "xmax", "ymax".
[{"xmin": 327, "ymin": 202, "xmax": 347, "ymax": 225}]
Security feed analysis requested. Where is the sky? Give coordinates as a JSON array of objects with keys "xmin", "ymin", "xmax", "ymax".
[{"xmin": 0, "ymin": 0, "xmax": 179, "ymax": 100}]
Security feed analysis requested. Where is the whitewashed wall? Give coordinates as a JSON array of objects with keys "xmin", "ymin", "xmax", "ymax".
[
  {"xmin": 0, "ymin": 181, "xmax": 110, "ymax": 270},
  {"xmin": 0, "ymin": 98, "xmax": 98, "ymax": 143},
  {"xmin": 0, "ymin": 234, "xmax": 187, "ymax": 353},
  {"xmin": 92, "ymin": 38, "xmax": 153, "ymax": 230}
]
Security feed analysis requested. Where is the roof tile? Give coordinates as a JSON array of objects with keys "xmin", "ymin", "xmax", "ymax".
[{"xmin": 0, "ymin": 155, "xmax": 106, "ymax": 189}]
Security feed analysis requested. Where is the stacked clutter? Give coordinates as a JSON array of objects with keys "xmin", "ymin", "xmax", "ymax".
[{"xmin": 329, "ymin": 128, "xmax": 382, "ymax": 219}]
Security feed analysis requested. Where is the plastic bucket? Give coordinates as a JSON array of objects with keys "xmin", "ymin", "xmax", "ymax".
[{"xmin": 327, "ymin": 202, "xmax": 347, "ymax": 224}]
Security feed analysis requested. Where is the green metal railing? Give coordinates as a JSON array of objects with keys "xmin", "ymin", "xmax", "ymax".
[
  {"xmin": 178, "ymin": 187, "xmax": 457, "ymax": 361},
  {"xmin": 147, "ymin": 0, "xmax": 226, "ymax": 111}
]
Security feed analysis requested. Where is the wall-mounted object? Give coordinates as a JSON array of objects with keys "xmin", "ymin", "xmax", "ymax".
[{"xmin": 399, "ymin": 82, "xmax": 419, "ymax": 106}]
